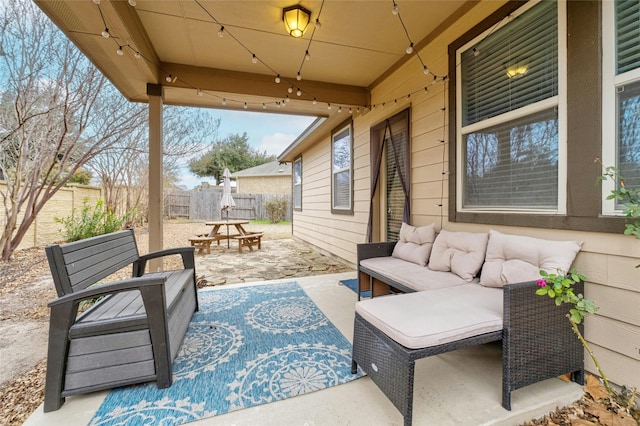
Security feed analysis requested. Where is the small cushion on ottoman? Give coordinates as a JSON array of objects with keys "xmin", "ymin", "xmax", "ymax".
[
  {"xmin": 428, "ymin": 230, "xmax": 489, "ymax": 281},
  {"xmin": 392, "ymin": 222, "xmax": 436, "ymax": 266},
  {"xmin": 480, "ymin": 230, "xmax": 582, "ymax": 288}
]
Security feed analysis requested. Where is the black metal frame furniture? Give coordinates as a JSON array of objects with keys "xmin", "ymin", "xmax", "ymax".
[
  {"xmin": 43, "ymin": 229, "xmax": 199, "ymax": 412},
  {"xmin": 351, "ymin": 280, "xmax": 585, "ymax": 426}
]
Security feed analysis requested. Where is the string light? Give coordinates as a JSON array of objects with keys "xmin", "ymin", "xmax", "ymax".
[
  {"xmin": 423, "ymin": 65, "xmax": 429, "ymax": 75},
  {"xmin": 288, "ymin": 86, "xmax": 293, "ymax": 94},
  {"xmin": 102, "ymin": 28, "xmax": 110, "ymax": 38},
  {"xmin": 275, "ymin": 74, "xmax": 281, "ymax": 83},
  {"xmin": 165, "ymin": 74, "xmax": 172, "ymax": 82},
  {"xmin": 406, "ymin": 43, "xmax": 414, "ymax": 54},
  {"xmin": 134, "ymin": 51, "xmax": 141, "ymax": 59},
  {"xmin": 243, "ymin": 102, "xmax": 248, "ymax": 109},
  {"xmin": 251, "ymin": 54, "xmax": 258, "ymax": 64},
  {"xmin": 218, "ymin": 26, "xmax": 225, "ymax": 37},
  {"xmin": 92, "ymin": 0, "xmax": 100, "ymax": 4},
  {"xmin": 116, "ymin": 46, "xmax": 124, "ymax": 56},
  {"xmin": 315, "ymin": 19, "xmax": 321, "ymax": 29},
  {"xmin": 392, "ymin": 2, "xmax": 399, "ymax": 15},
  {"xmin": 128, "ymin": 0, "xmax": 136, "ymax": 6},
  {"xmin": 262, "ymin": 103, "xmax": 267, "ymax": 109},
  {"xmin": 338, "ymin": 106, "xmax": 342, "ymax": 113},
  {"xmin": 222, "ymin": 98, "xmax": 227, "ymax": 105},
  {"xmin": 285, "ymin": 95, "xmax": 290, "ymax": 103},
  {"xmin": 296, "ymin": 88, "xmax": 302, "ymax": 96},
  {"xmin": 197, "ymin": 89, "xmax": 203, "ymax": 96},
  {"xmin": 305, "ymin": 50, "xmax": 311, "ymax": 61},
  {"xmin": 296, "ymin": 72, "xmax": 302, "ymax": 81},
  {"xmin": 312, "ymin": 98, "xmax": 317, "ymax": 105},
  {"xmin": 328, "ymin": 103, "xmax": 332, "ymax": 110}
]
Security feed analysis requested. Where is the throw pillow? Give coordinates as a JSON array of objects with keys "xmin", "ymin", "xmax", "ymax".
[
  {"xmin": 480, "ymin": 230, "xmax": 582, "ymax": 287},
  {"xmin": 391, "ymin": 222, "xmax": 436, "ymax": 267},
  {"xmin": 428, "ymin": 230, "xmax": 489, "ymax": 281}
]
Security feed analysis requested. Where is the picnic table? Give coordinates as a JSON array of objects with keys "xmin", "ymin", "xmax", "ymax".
[{"xmin": 187, "ymin": 220, "xmax": 262, "ymax": 253}]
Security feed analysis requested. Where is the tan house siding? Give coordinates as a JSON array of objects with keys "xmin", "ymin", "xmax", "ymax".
[
  {"xmin": 290, "ymin": 0, "xmax": 640, "ymax": 391},
  {"xmin": 0, "ymin": 183, "xmax": 102, "ymax": 250},
  {"xmin": 236, "ymin": 175, "xmax": 290, "ymax": 195}
]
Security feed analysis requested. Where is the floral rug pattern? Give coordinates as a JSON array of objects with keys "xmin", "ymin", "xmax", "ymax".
[{"xmin": 89, "ymin": 282, "xmax": 363, "ymax": 425}]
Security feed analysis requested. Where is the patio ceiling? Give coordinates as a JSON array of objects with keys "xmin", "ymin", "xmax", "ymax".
[{"xmin": 34, "ymin": 0, "xmax": 470, "ymax": 118}]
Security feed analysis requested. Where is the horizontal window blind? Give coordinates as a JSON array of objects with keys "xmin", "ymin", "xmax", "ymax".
[
  {"xmin": 461, "ymin": 0, "xmax": 558, "ymax": 127},
  {"xmin": 333, "ymin": 171, "xmax": 350, "ymax": 208},
  {"xmin": 463, "ymin": 108, "xmax": 558, "ymax": 209},
  {"xmin": 332, "ymin": 125, "xmax": 352, "ymax": 210},
  {"xmin": 616, "ymin": 0, "xmax": 640, "ymax": 74},
  {"xmin": 385, "ymin": 130, "xmax": 407, "ymax": 241},
  {"xmin": 617, "ymin": 80, "xmax": 640, "ymax": 190}
]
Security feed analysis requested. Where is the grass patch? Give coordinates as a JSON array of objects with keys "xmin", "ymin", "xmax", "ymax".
[{"xmin": 250, "ymin": 220, "xmax": 291, "ymax": 225}]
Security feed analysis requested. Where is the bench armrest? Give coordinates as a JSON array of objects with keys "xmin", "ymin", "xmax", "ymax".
[
  {"xmin": 357, "ymin": 241, "xmax": 397, "ymax": 263},
  {"xmin": 134, "ymin": 246, "xmax": 196, "ymax": 276},
  {"xmin": 47, "ymin": 276, "xmax": 166, "ymax": 307}
]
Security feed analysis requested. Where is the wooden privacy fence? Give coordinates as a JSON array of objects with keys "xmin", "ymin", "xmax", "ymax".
[{"xmin": 165, "ymin": 190, "xmax": 292, "ymax": 222}]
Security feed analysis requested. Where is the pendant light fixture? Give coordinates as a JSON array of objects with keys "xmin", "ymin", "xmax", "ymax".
[{"xmin": 282, "ymin": 5, "xmax": 311, "ymax": 38}]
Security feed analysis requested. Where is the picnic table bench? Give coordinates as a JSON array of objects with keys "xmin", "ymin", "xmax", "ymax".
[
  {"xmin": 232, "ymin": 232, "xmax": 263, "ymax": 253},
  {"xmin": 43, "ymin": 229, "xmax": 198, "ymax": 412}
]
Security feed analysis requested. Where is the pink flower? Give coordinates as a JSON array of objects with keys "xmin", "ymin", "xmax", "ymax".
[{"xmin": 537, "ymin": 279, "xmax": 547, "ymax": 287}]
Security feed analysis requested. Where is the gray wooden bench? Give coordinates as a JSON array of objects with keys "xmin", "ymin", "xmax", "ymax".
[{"xmin": 43, "ymin": 229, "xmax": 199, "ymax": 412}]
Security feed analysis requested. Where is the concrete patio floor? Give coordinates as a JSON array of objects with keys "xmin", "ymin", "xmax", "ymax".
[{"xmin": 24, "ymin": 271, "xmax": 584, "ymax": 426}]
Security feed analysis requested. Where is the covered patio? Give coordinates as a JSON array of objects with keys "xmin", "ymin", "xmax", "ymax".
[{"xmin": 25, "ymin": 270, "xmax": 584, "ymax": 426}]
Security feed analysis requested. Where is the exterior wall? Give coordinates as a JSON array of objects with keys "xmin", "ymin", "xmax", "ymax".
[
  {"xmin": 0, "ymin": 183, "xmax": 101, "ymax": 250},
  {"xmin": 292, "ymin": 0, "xmax": 640, "ymax": 391},
  {"xmin": 236, "ymin": 176, "xmax": 291, "ymax": 195}
]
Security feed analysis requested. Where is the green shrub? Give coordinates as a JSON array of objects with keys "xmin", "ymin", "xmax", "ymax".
[
  {"xmin": 56, "ymin": 198, "xmax": 133, "ymax": 242},
  {"xmin": 264, "ymin": 198, "xmax": 288, "ymax": 223}
]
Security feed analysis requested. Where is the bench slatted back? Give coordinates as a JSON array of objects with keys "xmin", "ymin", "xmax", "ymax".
[{"xmin": 45, "ymin": 229, "xmax": 140, "ymax": 297}]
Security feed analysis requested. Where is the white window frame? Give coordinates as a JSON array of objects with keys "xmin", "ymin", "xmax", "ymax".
[
  {"xmin": 331, "ymin": 121, "xmax": 353, "ymax": 213},
  {"xmin": 455, "ymin": 0, "xmax": 568, "ymax": 214},
  {"xmin": 293, "ymin": 156, "xmax": 302, "ymax": 210},
  {"xmin": 601, "ymin": 0, "xmax": 640, "ymax": 216}
]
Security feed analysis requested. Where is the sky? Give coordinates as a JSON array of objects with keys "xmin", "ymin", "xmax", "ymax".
[{"xmin": 177, "ymin": 110, "xmax": 316, "ymax": 190}]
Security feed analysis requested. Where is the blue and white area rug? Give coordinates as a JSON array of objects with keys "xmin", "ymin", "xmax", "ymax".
[{"xmin": 89, "ymin": 282, "xmax": 363, "ymax": 425}]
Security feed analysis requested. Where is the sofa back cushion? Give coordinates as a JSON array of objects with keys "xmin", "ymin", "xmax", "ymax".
[
  {"xmin": 480, "ymin": 230, "xmax": 582, "ymax": 288},
  {"xmin": 391, "ymin": 222, "xmax": 436, "ymax": 266},
  {"xmin": 428, "ymin": 230, "xmax": 489, "ymax": 282}
]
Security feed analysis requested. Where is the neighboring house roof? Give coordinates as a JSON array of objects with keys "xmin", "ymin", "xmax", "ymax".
[{"xmin": 231, "ymin": 161, "xmax": 291, "ymax": 178}]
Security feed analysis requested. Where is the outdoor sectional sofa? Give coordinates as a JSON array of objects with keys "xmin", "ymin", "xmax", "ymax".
[{"xmin": 351, "ymin": 225, "xmax": 585, "ymax": 426}]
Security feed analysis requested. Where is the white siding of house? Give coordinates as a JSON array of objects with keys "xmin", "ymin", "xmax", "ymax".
[{"xmin": 292, "ymin": 0, "xmax": 639, "ymax": 390}]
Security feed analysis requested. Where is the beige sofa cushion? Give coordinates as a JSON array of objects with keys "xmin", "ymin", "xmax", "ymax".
[
  {"xmin": 428, "ymin": 230, "xmax": 489, "ymax": 282},
  {"xmin": 360, "ymin": 257, "xmax": 473, "ymax": 291},
  {"xmin": 391, "ymin": 222, "xmax": 436, "ymax": 266},
  {"xmin": 355, "ymin": 284, "xmax": 503, "ymax": 349},
  {"xmin": 480, "ymin": 230, "xmax": 582, "ymax": 288}
]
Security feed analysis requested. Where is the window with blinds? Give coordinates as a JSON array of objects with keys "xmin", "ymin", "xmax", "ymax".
[
  {"xmin": 293, "ymin": 156, "xmax": 302, "ymax": 210},
  {"xmin": 332, "ymin": 122, "xmax": 353, "ymax": 212},
  {"xmin": 615, "ymin": 0, "xmax": 640, "ymax": 193},
  {"xmin": 458, "ymin": 0, "xmax": 560, "ymax": 210}
]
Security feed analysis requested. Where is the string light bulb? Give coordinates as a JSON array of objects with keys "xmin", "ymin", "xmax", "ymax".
[
  {"xmin": 288, "ymin": 86, "xmax": 293, "ymax": 94},
  {"xmin": 406, "ymin": 43, "xmax": 414, "ymax": 54},
  {"xmin": 338, "ymin": 106, "xmax": 342, "ymax": 113},
  {"xmin": 165, "ymin": 74, "xmax": 172, "ymax": 83},
  {"xmin": 296, "ymin": 72, "xmax": 302, "ymax": 81},
  {"xmin": 102, "ymin": 28, "xmax": 110, "ymax": 38},
  {"xmin": 286, "ymin": 95, "xmax": 290, "ymax": 103},
  {"xmin": 296, "ymin": 88, "xmax": 302, "ymax": 96},
  {"xmin": 134, "ymin": 51, "xmax": 141, "ymax": 59},
  {"xmin": 197, "ymin": 89, "xmax": 203, "ymax": 97},
  {"xmin": 327, "ymin": 103, "xmax": 332, "ymax": 110},
  {"xmin": 472, "ymin": 47, "xmax": 480, "ymax": 57},
  {"xmin": 128, "ymin": 0, "xmax": 136, "ymax": 6},
  {"xmin": 315, "ymin": 19, "xmax": 321, "ymax": 29},
  {"xmin": 392, "ymin": 3, "xmax": 399, "ymax": 15},
  {"xmin": 312, "ymin": 98, "xmax": 317, "ymax": 105},
  {"xmin": 243, "ymin": 102, "xmax": 248, "ymax": 109},
  {"xmin": 305, "ymin": 50, "xmax": 311, "ymax": 61},
  {"xmin": 262, "ymin": 103, "xmax": 267, "ymax": 109},
  {"xmin": 251, "ymin": 54, "xmax": 258, "ymax": 64},
  {"xmin": 222, "ymin": 98, "xmax": 227, "ymax": 106},
  {"xmin": 92, "ymin": 0, "xmax": 100, "ymax": 4},
  {"xmin": 423, "ymin": 65, "xmax": 429, "ymax": 75},
  {"xmin": 218, "ymin": 26, "xmax": 225, "ymax": 37},
  {"xmin": 275, "ymin": 74, "xmax": 281, "ymax": 83},
  {"xmin": 116, "ymin": 46, "xmax": 124, "ymax": 56}
]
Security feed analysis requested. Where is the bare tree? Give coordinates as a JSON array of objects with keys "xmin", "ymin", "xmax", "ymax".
[
  {"xmin": 87, "ymin": 108, "xmax": 219, "ymax": 223},
  {"xmin": 0, "ymin": 0, "xmax": 144, "ymax": 260}
]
